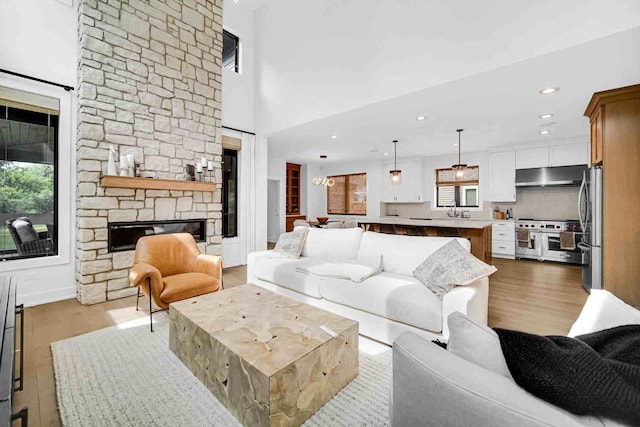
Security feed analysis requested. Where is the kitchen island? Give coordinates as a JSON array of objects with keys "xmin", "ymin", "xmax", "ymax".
[{"xmin": 358, "ymin": 217, "xmax": 493, "ymax": 263}]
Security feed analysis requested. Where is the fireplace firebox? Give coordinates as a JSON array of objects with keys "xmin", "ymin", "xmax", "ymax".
[{"xmin": 108, "ymin": 219, "xmax": 206, "ymax": 252}]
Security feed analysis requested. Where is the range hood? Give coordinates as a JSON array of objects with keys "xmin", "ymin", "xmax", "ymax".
[{"xmin": 515, "ymin": 165, "xmax": 588, "ymax": 187}]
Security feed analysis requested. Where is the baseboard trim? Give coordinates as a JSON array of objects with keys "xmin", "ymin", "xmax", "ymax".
[{"xmin": 18, "ymin": 286, "xmax": 76, "ymax": 307}]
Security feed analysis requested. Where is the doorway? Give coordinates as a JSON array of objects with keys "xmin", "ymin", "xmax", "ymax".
[{"xmin": 267, "ymin": 179, "xmax": 280, "ymax": 243}]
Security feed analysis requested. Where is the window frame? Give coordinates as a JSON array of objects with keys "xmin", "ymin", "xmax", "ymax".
[
  {"xmin": 435, "ymin": 166, "xmax": 480, "ymax": 208},
  {"xmin": 222, "ymin": 148, "xmax": 238, "ymax": 238},
  {"xmin": 222, "ymin": 29, "xmax": 240, "ymax": 73},
  {"xmin": 0, "ymin": 77, "xmax": 72, "ymax": 271},
  {"xmin": 326, "ymin": 172, "xmax": 367, "ymax": 216},
  {"xmin": 0, "ymin": 102, "xmax": 59, "ymax": 261}
]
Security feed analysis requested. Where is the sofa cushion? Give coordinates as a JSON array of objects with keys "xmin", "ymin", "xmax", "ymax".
[
  {"xmin": 447, "ymin": 312, "xmax": 512, "ymax": 379},
  {"xmin": 414, "ymin": 240, "xmax": 497, "ymax": 299},
  {"xmin": 160, "ymin": 272, "xmax": 219, "ymax": 303},
  {"xmin": 300, "ymin": 227, "xmax": 363, "ymax": 260},
  {"xmin": 357, "ymin": 232, "xmax": 471, "ymax": 276},
  {"xmin": 568, "ymin": 289, "xmax": 640, "ymax": 337},
  {"xmin": 320, "ymin": 271, "xmax": 443, "ymax": 332},
  {"xmin": 274, "ymin": 228, "xmax": 308, "ymax": 258},
  {"xmin": 251, "ymin": 254, "xmax": 325, "ymax": 298}
]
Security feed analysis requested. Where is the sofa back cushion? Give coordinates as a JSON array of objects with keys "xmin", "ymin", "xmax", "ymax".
[
  {"xmin": 357, "ymin": 231, "xmax": 471, "ymax": 276},
  {"xmin": 300, "ymin": 227, "xmax": 363, "ymax": 260}
]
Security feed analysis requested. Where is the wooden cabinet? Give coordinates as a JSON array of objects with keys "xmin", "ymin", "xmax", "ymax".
[
  {"xmin": 590, "ymin": 108, "xmax": 603, "ymax": 165},
  {"xmin": 382, "ymin": 159, "xmax": 424, "ymax": 203},
  {"xmin": 286, "ymin": 162, "xmax": 301, "ymax": 214},
  {"xmin": 549, "ymin": 143, "xmax": 589, "ymax": 166},
  {"xmin": 488, "ymin": 150, "xmax": 516, "ymax": 202},
  {"xmin": 285, "ymin": 214, "xmax": 306, "ymax": 232},
  {"xmin": 585, "ymin": 84, "xmax": 640, "ymax": 306}
]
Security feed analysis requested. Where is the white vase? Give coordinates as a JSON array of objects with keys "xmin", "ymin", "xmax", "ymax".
[{"xmin": 107, "ymin": 146, "xmax": 117, "ymax": 175}]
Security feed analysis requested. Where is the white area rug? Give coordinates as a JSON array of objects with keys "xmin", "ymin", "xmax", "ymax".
[{"xmin": 52, "ymin": 313, "xmax": 392, "ymax": 427}]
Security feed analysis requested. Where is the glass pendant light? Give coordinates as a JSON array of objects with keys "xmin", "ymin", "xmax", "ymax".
[
  {"xmin": 389, "ymin": 139, "xmax": 402, "ymax": 185},
  {"xmin": 452, "ymin": 129, "xmax": 467, "ymax": 180}
]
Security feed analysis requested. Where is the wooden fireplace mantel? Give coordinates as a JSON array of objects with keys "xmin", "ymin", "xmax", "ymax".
[{"xmin": 100, "ymin": 175, "xmax": 217, "ymax": 192}]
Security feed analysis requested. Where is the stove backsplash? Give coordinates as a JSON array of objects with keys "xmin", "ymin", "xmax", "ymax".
[
  {"xmin": 382, "ymin": 186, "xmax": 579, "ymax": 221},
  {"xmin": 499, "ymin": 186, "xmax": 580, "ymax": 220}
]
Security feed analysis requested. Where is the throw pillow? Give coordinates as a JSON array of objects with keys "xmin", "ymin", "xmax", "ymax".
[
  {"xmin": 12, "ymin": 217, "xmax": 39, "ymax": 243},
  {"xmin": 568, "ymin": 289, "xmax": 640, "ymax": 337},
  {"xmin": 413, "ymin": 240, "xmax": 497, "ymax": 298},
  {"xmin": 273, "ymin": 228, "xmax": 309, "ymax": 258},
  {"xmin": 447, "ymin": 312, "xmax": 513, "ymax": 379}
]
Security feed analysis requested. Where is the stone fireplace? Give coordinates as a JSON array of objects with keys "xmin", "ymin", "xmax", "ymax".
[{"xmin": 76, "ymin": 0, "xmax": 224, "ymax": 304}]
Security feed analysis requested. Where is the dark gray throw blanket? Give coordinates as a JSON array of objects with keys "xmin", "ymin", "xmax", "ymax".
[{"xmin": 495, "ymin": 325, "xmax": 640, "ymax": 426}]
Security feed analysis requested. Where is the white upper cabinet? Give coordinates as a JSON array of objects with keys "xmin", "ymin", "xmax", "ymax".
[
  {"xmin": 515, "ymin": 143, "xmax": 589, "ymax": 169},
  {"xmin": 488, "ymin": 150, "xmax": 516, "ymax": 202},
  {"xmin": 382, "ymin": 159, "xmax": 424, "ymax": 203},
  {"xmin": 515, "ymin": 147, "xmax": 550, "ymax": 169},
  {"xmin": 549, "ymin": 143, "xmax": 589, "ymax": 166}
]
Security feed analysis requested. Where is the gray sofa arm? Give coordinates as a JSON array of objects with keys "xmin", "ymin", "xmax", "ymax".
[{"xmin": 391, "ymin": 332, "xmax": 592, "ymax": 427}]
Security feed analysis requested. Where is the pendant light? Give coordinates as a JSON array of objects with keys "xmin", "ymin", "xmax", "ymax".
[
  {"xmin": 452, "ymin": 129, "xmax": 467, "ymax": 180},
  {"xmin": 389, "ymin": 139, "xmax": 402, "ymax": 185}
]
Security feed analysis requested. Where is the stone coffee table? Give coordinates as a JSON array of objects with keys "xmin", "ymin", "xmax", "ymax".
[{"xmin": 169, "ymin": 284, "xmax": 359, "ymax": 427}]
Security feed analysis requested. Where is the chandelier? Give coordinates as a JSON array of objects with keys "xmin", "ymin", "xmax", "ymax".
[
  {"xmin": 312, "ymin": 176, "xmax": 335, "ymax": 187},
  {"xmin": 452, "ymin": 129, "xmax": 467, "ymax": 179}
]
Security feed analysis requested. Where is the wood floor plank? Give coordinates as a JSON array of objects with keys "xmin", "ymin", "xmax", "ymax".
[{"xmin": 13, "ymin": 261, "xmax": 588, "ymax": 423}]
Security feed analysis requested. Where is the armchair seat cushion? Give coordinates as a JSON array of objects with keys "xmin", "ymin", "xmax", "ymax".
[{"xmin": 160, "ymin": 272, "xmax": 220, "ymax": 303}]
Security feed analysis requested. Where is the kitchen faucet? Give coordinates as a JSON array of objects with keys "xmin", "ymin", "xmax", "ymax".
[{"xmin": 447, "ymin": 201, "xmax": 460, "ymax": 218}]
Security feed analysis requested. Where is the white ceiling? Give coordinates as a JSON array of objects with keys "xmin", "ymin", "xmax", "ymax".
[{"xmin": 267, "ymin": 26, "xmax": 640, "ymax": 164}]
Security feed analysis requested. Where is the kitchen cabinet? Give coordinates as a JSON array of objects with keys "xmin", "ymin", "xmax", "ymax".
[
  {"xmin": 549, "ymin": 143, "xmax": 589, "ymax": 166},
  {"xmin": 286, "ymin": 162, "xmax": 301, "ymax": 214},
  {"xmin": 492, "ymin": 221, "xmax": 515, "ymax": 259},
  {"xmin": 488, "ymin": 150, "xmax": 516, "ymax": 202},
  {"xmin": 515, "ymin": 147, "xmax": 550, "ymax": 169},
  {"xmin": 585, "ymin": 84, "xmax": 640, "ymax": 306},
  {"xmin": 590, "ymin": 109, "xmax": 603, "ymax": 165},
  {"xmin": 382, "ymin": 159, "xmax": 424, "ymax": 203}
]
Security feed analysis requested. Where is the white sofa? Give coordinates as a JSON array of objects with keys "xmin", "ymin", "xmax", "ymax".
[{"xmin": 247, "ymin": 228, "xmax": 489, "ymax": 344}]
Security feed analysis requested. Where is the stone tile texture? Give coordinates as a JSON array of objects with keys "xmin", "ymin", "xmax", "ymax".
[
  {"xmin": 77, "ymin": 0, "xmax": 223, "ymax": 304},
  {"xmin": 169, "ymin": 285, "xmax": 360, "ymax": 427}
]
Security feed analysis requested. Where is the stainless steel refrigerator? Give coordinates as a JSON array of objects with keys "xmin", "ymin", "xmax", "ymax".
[{"xmin": 578, "ymin": 166, "xmax": 603, "ymax": 290}]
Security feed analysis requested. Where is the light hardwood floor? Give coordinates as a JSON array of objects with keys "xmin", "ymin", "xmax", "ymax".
[{"xmin": 13, "ymin": 259, "xmax": 588, "ymax": 426}]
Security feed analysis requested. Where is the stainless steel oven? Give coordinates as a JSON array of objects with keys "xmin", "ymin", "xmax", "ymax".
[{"xmin": 515, "ymin": 219, "xmax": 587, "ymax": 265}]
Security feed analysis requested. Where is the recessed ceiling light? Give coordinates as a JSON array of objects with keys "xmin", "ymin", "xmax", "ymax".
[
  {"xmin": 539, "ymin": 113, "xmax": 554, "ymax": 119},
  {"xmin": 320, "ymin": 155, "xmax": 327, "ymax": 159},
  {"xmin": 330, "ymin": 135, "xmax": 338, "ymax": 139},
  {"xmin": 383, "ymin": 152, "xmax": 389, "ymax": 156},
  {"xmin": 416, "ymin": 115, "xmax": 427, "ymax": 121},
  {"xmin": 539, "ymin": 87, "xmax": 559, "ymax": 95},
  {"xmin": 539, "ymin": 130, "xmax": 551, "ymax": 135}
]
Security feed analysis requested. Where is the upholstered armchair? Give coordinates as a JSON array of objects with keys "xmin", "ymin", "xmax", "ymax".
[{"xmin": 129, "ymin": 233, "xmax": 223, "ymax": 331}]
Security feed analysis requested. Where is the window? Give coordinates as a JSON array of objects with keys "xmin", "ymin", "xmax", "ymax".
[
  {"xmin": 0, "ymin": 89, "xmax": 59, "ymax": 260},
  {"xmin": 327, "ymin": 173, "xmax": 367, "ymax": 215},
  {"xmin": 436, "ymin": 166, "xmax": 479, "ymax": 208},
  {"xmin": 222, "ymin": 149, "xmax": 238, "ymax": 237},
  {"xmin": 223, "ymin": 30, "xmax": 239, "ymax": 73}
]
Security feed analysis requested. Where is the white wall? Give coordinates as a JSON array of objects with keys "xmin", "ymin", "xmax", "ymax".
[
  {"xmin": 0, "ymin": 0, "xmax": 76, "ymax": 87},
  {"xmin": 0, "ymin": 0, "xmax": 77, "ymax": 306},
  {"xmin": 253, "ymin": 0, "xmax": 640, "ymax": 135},
  {"xmin": 306, "ymin": 159, "xmax": 384, "ymax": 221},
  {"xmin": 267, "ymin": 153, "xmax": 287, "ymax": 235},
  {"xmin": 222, "ymin": 0, "xmax": 255, "ymax": 133}
]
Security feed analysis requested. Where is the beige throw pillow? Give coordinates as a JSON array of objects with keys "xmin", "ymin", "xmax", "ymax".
[
  {"xmin": 273, "ymin": 228, "xmax": 309, "ymax": 258},
  {"xmin": 447, "ymin": 312, "xmax": 513, "ymax": 379},
  {"xmin": 413, "ymin": 239, "xmax": 497, "ymax": 298}
]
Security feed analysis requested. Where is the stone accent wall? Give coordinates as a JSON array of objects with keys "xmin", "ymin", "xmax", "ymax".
[{"xmin": 76, "ymin": 0, "xmax": 223, "ymax": 304}]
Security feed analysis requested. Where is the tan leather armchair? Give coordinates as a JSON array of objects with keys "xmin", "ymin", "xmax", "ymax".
[{"xmin": 129, "ymin": 233, "xmax": 222, "ymax": 331}]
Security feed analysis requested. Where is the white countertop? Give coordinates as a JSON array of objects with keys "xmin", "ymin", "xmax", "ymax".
[{"xmin": 361, "ymin": 217, "xmax": 493, "ymax": 229}]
